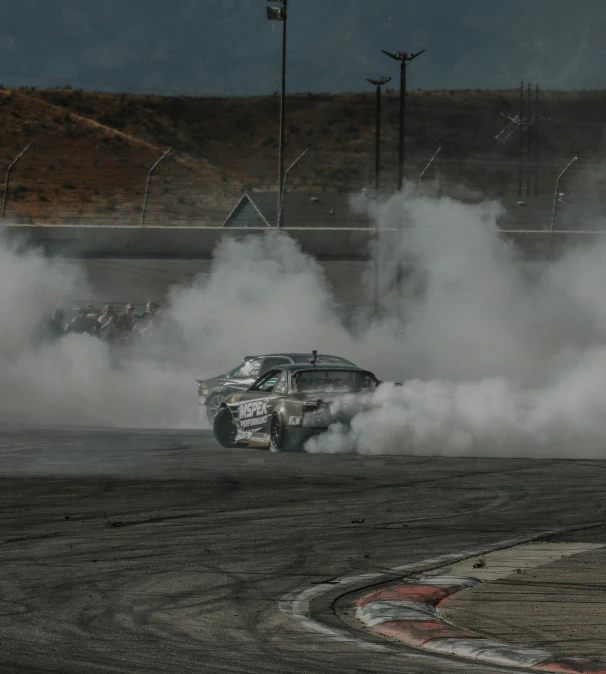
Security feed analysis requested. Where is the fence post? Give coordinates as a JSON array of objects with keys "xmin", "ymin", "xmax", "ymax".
[
  {"xmin": 550, "ymin": 155, "xmax": 578, "ymax": 232},
  {"xmin": 278, "ymin": 147, "xmax": 310, "ymax": 227},
  {"xmin": 2, "ymin": 144, "xmax": 30, "ymax": 224},
  {"xmin": 418, "ymin": 146, "xmax": 441, "ymax": 196},
  {"xmin": 141, "ymin": 147, "xmax": 172, "ymax": 227}
]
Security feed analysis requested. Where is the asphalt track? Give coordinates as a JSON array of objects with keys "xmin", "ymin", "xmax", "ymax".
[{"xmin": 1, "ymin": 427, "xmax": 605, "ymax": 674}]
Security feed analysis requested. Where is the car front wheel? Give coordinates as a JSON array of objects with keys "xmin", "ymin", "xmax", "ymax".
[{"xmin": 213, "ymin": 408, "xmax": 247, "ymax": 448}]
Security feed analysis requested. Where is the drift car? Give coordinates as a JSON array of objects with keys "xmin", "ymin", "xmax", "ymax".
[
  {"xmin": 212, "ymin": 360, "xmax": 380, "ymax": 452},
  {"xmin": 197, "ymin": 352, "xmax": 357, "ymax": 423}
]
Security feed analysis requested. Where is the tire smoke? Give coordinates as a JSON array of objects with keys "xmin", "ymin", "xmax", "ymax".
[
  {"xmin": 308, "ymin": 189, "xmax": 606, "ymax": 457},
  {"xmin": 3, "ymin": 189, "xmax": 606, "ymax": 460}
]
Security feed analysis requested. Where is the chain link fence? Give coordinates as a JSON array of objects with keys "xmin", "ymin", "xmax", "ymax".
[
  {"xmin": 0, "ymin": 90, "xmax": 604, "ymax": 230},
  {"xmin": 0, "ymin": 144, "xmax": 597, "ymax": 230}
]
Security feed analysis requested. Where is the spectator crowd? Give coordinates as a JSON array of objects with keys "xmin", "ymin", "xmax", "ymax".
[{"xmin": 42, "ymin": 301, "xmax": 164, "ymax": 345}]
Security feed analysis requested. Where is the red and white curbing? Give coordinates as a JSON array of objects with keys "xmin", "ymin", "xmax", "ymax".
[{"xmin": 355, "ymin": 575, "xmax": 606, "ymax": 673}]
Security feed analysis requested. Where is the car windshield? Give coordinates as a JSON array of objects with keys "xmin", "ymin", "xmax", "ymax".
[
  {"xmin": 228, "ymin": 358, "xmax": 262, "ymax": 379},
  {"xmin": 292, "ymin": 370, "xmax": 377, "ymax": 393}
]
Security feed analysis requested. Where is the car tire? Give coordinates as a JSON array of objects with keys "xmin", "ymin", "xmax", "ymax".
[
  {"xmin": 213, "ymin": 407, "xmax": 247, "ymax": 448},
  {"xmin": 269, "ymin": 414, "xmax": 303, "ymax": 452},
  {"xmin": 269, "ymin": 413, "xmax": 285, "ymax": 452},
  {"xmin": 206, "ymin": 392, "xmax": 226, "ymax": 424}
]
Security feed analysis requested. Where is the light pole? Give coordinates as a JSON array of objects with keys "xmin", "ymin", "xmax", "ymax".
[
  {"xmin": 382, "ymin": 49, "xmax": 425, "ymax": 190},
  {"xmin": 267, "ymin": 0, "xmax": 288, "ymax": 227},
  {"xmin": 366, "ymin": 77, "xmax": 391, "ymax": 197}
]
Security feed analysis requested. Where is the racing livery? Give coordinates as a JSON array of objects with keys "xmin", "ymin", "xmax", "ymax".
[
  {"xmin": 212, "ymin": 362, "xmax": 380, "ymax": 452},
  {"xmin": 197, "ymin": 352, "xmax": 357, "ymax": 423}
]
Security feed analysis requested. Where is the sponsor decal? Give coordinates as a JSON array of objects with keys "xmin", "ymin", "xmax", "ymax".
[
  {"xmin": 240, "ymin": 415, "xmax": 268, "ymax": 429},
  {"xmin": 237, "ymin": 430, "xmax": 269, "ymax": 443},
  {"xmin": 239, "ymin": 399, "xmax": 269, "ymax": 420},
  {"xmin": 288, "ymin": 416, "xmax": 302, "ymax": 427},
  {"xmin": 238, "ymin": 398, "xmax": 271, "ymax": 429}
]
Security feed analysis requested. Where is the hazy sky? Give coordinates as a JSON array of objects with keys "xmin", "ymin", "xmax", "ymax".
[{"xmin": 0, "ymin": 0, "xmax": 605, "ymax": 95}]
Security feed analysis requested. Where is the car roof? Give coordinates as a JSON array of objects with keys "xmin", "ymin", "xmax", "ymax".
[
  {"xmin": 275, "ymin": 363, "xmax": 370, "ymax": 373},
  {"xmin": 243, "ymin": 353, "xmax": 352, "ymax": 360}
]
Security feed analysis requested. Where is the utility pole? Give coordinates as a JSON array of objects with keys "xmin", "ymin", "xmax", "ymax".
[
  {"xmin": 366, "ymin": 77, "xmax": 391, "ymax": 196},
  {"xmin": 534, "ymin": 84, "xmax": 541, "ymax": 197},
  {"xmin": 366, "ymin": 77, "xmax": 390, "ymax": 317},
  {"xmin": 382, "ymin": 49, "xmax": 425, "ymax": 189},
  {"xmin": 267, "ymin": 0, "xmax": 288, "ymax": 227},
  {"xmin": 526, "ymin": 82, "xmax": 532, "ymax": 196},
  {"xmin": 518, "ymin": 80, "xmax": 524, "ymax": 196}
]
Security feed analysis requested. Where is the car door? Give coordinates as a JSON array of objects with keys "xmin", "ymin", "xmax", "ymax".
[{"xmin": 236, "ymin": 369, "xmax": 283, "ymax": 433}]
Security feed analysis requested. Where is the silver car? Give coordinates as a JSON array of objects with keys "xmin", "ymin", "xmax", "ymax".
[{"xmin": 197, "ymin": 352, "xmax": 357, "ymax": 423}]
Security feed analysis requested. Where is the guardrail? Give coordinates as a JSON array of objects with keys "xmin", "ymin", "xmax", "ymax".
[{"xmin": 4, "ymin": 224, "xmax": 603, "ymax": 259}]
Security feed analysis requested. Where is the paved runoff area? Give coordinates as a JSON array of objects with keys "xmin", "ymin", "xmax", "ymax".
[
  {"xmin": 0, "ymin": 426, "xmax": 606, "ymax": 673},
  {"xmin": 353, "ymin": 541, "xmax": 606, "ymax": 671},
  {"xmin": 441, "ymin": 543, "xmax": 606, "ymax": 662}
]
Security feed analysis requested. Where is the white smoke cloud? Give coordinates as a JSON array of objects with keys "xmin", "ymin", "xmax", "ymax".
[
  {"xmin": 0, "ymin": 232, "xmax": 355, "ymax": 429},
  {"xmin": 306, "ymin": 187, "xmax": 606, "ymax": 457},
  {"xmin": 4, "ymin": 186, "xmax": 606, "ymax": 462},
  {"xmin": 0, "ymin": 236, "xmax": 196, "ymax": 428},
  {"xmin": 169, "ymin": 232, "xmax": 357, "ymax": 376}
]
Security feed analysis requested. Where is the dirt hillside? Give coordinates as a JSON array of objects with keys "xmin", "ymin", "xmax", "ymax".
[{"xmin": 0, "ymin": 86, "xmax": 604, "ymax": 226}]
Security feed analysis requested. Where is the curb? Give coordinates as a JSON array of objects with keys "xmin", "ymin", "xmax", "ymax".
[{"xmin": 355, "ymin": 575, "xmax": 606, "ymax": 673}]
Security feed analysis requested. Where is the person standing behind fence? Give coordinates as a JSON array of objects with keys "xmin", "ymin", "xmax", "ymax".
[
  {"xmin": 114, "ymin": 304, "xmax": 136, "ymax": 343},
  {"xmin": 98, "ymin": 305, "xmax": 117, "ymax": 342},
  {"xmin": 83, "ymin": 304, "xmax": 101, "ymax": 336},
  {"xmin": 137, "ymin": 301, "xmax": 161, "ymax": 341},
  {"xmin": 65, "ymin": 307, "xmax": 89, "ymax": 334},
  {"xmin": 41, "ymin": 306, "xmax": 65, "ymax": 343}
]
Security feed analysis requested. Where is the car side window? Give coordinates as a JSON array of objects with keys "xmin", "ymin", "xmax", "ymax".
[
  {"xmin": 260, "ymin": 357, "xmax": 291, "ymax": 374},
  {"xmin": 273, "ymin": 371, "xmax": 288, "ymax": 395},
  {"xmin": 251, "ymin": 370, "xmax": 281, "ymax": 393}
]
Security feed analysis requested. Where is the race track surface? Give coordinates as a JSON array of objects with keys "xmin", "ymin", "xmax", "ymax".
[{"xmin": 0, "ymin": 427, "xmax": 605, "ymax": 674}]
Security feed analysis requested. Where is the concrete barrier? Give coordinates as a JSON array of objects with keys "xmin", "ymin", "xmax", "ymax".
[{"xmin": 4, "ymin": 224, "xmax": 606, "ymax": 260}]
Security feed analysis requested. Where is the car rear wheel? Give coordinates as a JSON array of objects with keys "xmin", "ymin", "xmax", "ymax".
[
  {"xmin": 269, "ymin": 414, "xmax": 285, "ymax": 452},
  {"xmin": 206, "ymin": 393, "xmax": 226, "ymax": 424},
  {"xmin": 213, "ymin": 408, "xmax": 247, "ymax": 448},
  {"xmin": 269, "ymin": 414, "xmax": 305, "ymax": 452}
]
